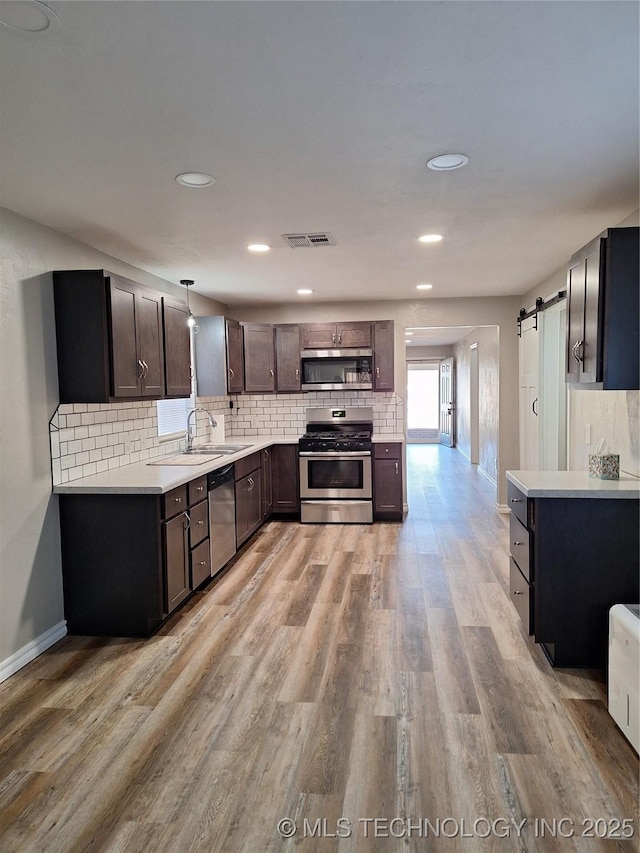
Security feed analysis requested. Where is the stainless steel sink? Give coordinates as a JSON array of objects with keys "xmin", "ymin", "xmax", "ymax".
[{"xmin": 187, "ymin": 444, "xmax": 252, "ymax": 455}]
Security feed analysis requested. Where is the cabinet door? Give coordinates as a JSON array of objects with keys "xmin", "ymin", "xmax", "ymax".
[
  {"xmin": 374, "ymin": 458, "xmax": 402, "ymax": 519},
  {"xmin": 109, "ymin": 276, "xmax": 141, "ymax": 397},
  {"xmin": 275, "ymin": 325, "xmax": 301, "ymax": 391},
  {"xmin": 373, "ymin": 320, "xmax": 394, "ymax": 390},
  {"xmin": 226, "ymin": 319, "xmax": 244, "ymax": 393},
  {"xmin": 301, "ymin": 323, "xmax": 337, "ymax": 349},
  {"xmin": 164, "ymin": 512, "xmax": 190, "ymax": 613},
  {"xmin": 243, "ymin": 323, "xmax": 276, "ymax": 392},
  {"xmin": 261, "ymin": 448, "xmax": 273, "ymax": 520},
  {"xmin": 163, "ymin": 298, "xmax": 192, "ymax": 397},
  {"xmin": 271, "ymin": 445, "xmax": 300, "ymax": 513},
  {"xmin": 566, "ymin": 236, "xmax": 603, "ymax": 384},
  {"xmin": 336, "ymin": 322, "xmax": 371, "ymax": 348},
  {"xmin": 235, "ymin": 471, "xmax": 262, "ymax": 546},
  {"xmin": 136, "ymin": 289, "xmax": 165, "ymax": 397}
]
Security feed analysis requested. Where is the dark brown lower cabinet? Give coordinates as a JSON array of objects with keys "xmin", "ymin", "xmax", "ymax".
[
  {"xmin": 508, "ymin": 480, "xmax": 639, "ymax": 667},
  {"xmin": 271, "ymin": 444, "xmax": 300, "ymax": 514},
  {"xmin": 261, "ymin": 447, "xmax": 273, "ymax": 520},
  {"xmin": 59, "ymin": 473, "xmax": 210, "ymax": 637},
  {"xmin": 373, "ymin": 443, "xmax": 403, "ymax": 520},
  {"xmin": 235, "ymin": 468, "xmax": 262, "ymax": 547}
]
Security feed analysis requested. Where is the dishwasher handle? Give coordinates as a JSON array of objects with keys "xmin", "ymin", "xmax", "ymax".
[{"xmin": 207, "ymin": 464, "xmax": 235, "ymax": 490}]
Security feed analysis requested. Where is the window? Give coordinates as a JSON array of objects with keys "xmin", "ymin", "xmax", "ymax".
[{"xmin": 156, "ymin": 395, "xmax": 195, "ymax": 438}]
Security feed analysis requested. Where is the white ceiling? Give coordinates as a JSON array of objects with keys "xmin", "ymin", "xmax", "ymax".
[{"xmin": 0, "ymin": 1, "xmax": 638, "ymax": 306}]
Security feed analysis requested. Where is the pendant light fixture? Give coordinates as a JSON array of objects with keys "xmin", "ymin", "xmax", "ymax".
[{"xmin": 180, "ymin": 279, "xmax": 197, "ymax": 328}]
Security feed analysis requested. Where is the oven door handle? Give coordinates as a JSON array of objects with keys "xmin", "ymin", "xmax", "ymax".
[{"xmin": 298, "ymin": 451, "xmax": 371, "ymax": 459}]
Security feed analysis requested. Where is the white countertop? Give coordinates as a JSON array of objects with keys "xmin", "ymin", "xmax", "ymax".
[
  {"xmin": 53, "ymin": 436, "xmax": 300, "ymax": 495},
  {"xmin": 506, "ymin": 469, "xmax": 640, "ymax": 499},
  {"xmin": 54, "ymin": 433, "xmax": 407, "ymax": 495},
  {"xmin": 372, "ymin": 434, "xmax": 405, "ymax": 443}
]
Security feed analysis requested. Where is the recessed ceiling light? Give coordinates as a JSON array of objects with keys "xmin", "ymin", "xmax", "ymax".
[
  {"xmin": 426, "ymin": 153, "xmax": 469, "ymax": 171},
  {"xmin": 418, "ymin": 234, "xmax": 443, "ymax": 243},
  {"xmin": 405, "ymin": 331, "xmax": 414, "ymax": 335},
  {"xmin": 175, "ymin": 172, "xmax": 215, "ymax": 188},
  {"xmin": 0, "ymin": 0, "xmax": 60, "ymax": 34},
  {"xmin": 247, "ymin": 243, "xmax": 271, "ymax": 253},
  {"xmin": 297, "ymin": 289, "xmax": 314, "ymax": 295},
  {"xmin": 416, "ymin": 284, "xmax": 433, "ymax": 290},
  {"xmin": 405, "ymin": 339, "xmax": 412, "ymax": 344}
]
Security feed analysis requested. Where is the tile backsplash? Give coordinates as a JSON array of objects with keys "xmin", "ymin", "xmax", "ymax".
[{"xmin": 50, "ymin": 391, "xmax": 404, "ymax": 485}]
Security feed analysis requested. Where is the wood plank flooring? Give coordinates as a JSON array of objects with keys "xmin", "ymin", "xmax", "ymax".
[{"xmin": 1, "ymin": 445, "xmax": 637, "ymax": 852}]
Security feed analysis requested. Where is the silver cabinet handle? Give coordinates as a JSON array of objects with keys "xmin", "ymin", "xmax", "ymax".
[
  {"xmin": 196, "ymin": 486, "xmax": 204, "ymax": 493},
  {"xmin": 198, "ymin": 560, "xmax": 206, "ymax": 566},
  {"xmin": 248, "ymin": 477, "xmax": 254, "ymax": 490},
  {"xmin": 174, "ymin": 496, "xmax": 182, "ymax": 503},
  {"xmin": 197, "ymin": 519, "xmax": 204, "ymax": 526},
  {"xmin": 264, "ymin": 449, "xmax": 269, "ymax": 459},
  {"xmin": 376, "ymin": 366, "xmax": 380, "ymax": 378},
  {"xmin": 395, "ymin": 462, "xmax": 399, "ymax": 475},
  {"xmin": 514, "ymin": 590, "xmax": 524, "ymax": 596},
  {"xmin": 229, "ymin": 367, "xmax": 235, "ymax": 378},
  {"xmin": 572, "ymin": 339, "xmax": 584, "ymax": 364},
  {"xmin": 183, "ymin": 511, "xmax": 191, "ymax": 531},
  {"xmin": 510, "ymin": 498, "xmax": 522, "ymax": 503},
  {"xmin": 270, "ymin": 369, "xmax": 274, "ymax": 377},
  {"xmin": 513, "ymin": 541, "xmax": 524, "ymax": 546},
  {"xmin": 295, "ymin": 368, "xmax": 299, "ymax": 380},
  {"xmin": 332, "ymin": 333, "xmax": 336, "ymax": 345},
  {"xmin": 141, "ymin": 360, "xmax": 149, "ymax": 378},
  {"xmin": 138, "ymin": 359, "xmax": 145, "ymax": 379},
  {"xmin": 338, "ymin": 333, "xmax": 342, "ymax": 344},
  {"xmin": 532, "ymin": 397, "xmax": 538, "ymax": 416}
]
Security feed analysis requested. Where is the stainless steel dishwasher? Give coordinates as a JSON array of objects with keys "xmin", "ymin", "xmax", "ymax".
[{"xmin": 207, "ymin": 464, "xmax": 237, "ymax": 577}]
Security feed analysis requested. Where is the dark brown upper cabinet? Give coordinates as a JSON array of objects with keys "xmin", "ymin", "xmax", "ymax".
[
  {"xmin": 566, "ymin": 227, "xmax": 639, "ymax": 389},
  {"xmin": 162, "ymin": 298, "xmax": 192, "ymax": 397},
  {"xmin": 274, "ymin": 324, "xmax": 301, "ymax": 391},
  {"xmin": 52, "ymin": 269, "xmax": 191, "ymax": 403},
  {"xmin": 193, "ymin": 315, "xmax": 244, "ymax": 396},
  {"xmin": 242, "ymin": 323, "xmax": 276, "ymax": 392},
  {"xmin": 226, "ymin": 319, "xmax": 245, "ymax": 394},
  {"xmin": 301, "ymin": 321, "xmax": 371, "ymax": 349},
  {"xmin": 373, "ymin": 320, "xmax": 394, "ymax": 391}
]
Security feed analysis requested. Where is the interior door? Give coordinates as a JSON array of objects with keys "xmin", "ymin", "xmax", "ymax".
[
  {"xmin": 519, "ymin": 316, "xmax": 539, "ymax": 469},
  {"xmin": 439, "ymin": 357, "xmax": 455, "ymax": 447}
]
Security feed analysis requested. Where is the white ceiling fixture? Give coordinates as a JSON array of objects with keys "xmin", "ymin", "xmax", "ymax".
[
  {"xmin": 418, "ymin": 234, "xmax": 444, "ymax": 244},
  {"xmin": 0, "ymin": 0, "xmax": 59, "ymax": 34},
  {"xmin": 281, "ymin": 233, "xmax": 336, "ymax": 248},
  {"xmin": 426, "ymin": 153, "xmax": 469, "ymax": 171},
  {"xmin": 405, "ymin": 330, "xmax": 413, "ymax": 335},
  {"xmin": 247, "ymin": 243, "xmax": 271, "ymax": 253},
  {"xmin": 175, "ymin": 172, "xmax": 215, "ymax": 188},
  {"xmin": 416, "ymin": 284, "xmax": 433, "ymax": 290},
  {"xmin": 297, "ymin": 289, "xmax": 314, "ymax": 295}
]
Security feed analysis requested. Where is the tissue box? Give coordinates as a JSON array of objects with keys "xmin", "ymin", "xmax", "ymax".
[{"xmin": 589, "ymin": 453, "xmax": 620, "ymax": 479}]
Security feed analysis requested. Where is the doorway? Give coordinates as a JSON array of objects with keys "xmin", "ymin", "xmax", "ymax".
[{"xmin": 406, "ymin": 361, "xmax": 440, "ymax": 442}]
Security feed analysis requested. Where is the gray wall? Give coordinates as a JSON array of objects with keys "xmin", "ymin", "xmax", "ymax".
[
  {"xmin": 231, "ymin": 294, "xmax": 522, "ymax": 506},
  {"xmin": 0, "ymin": 208, "xmax": 225, "ymax": 670}
]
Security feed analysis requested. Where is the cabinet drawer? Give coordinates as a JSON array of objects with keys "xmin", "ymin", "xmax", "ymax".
[
  {"xmin": 509, "ymin": 558, "xmax": 531, "ymax": 635},
  {"xmin": 164, "ymin": 485, "xmax": 188, "ymax": 519},
  {"xmin": 235, "ymin": 451, "xmax": 261, "ymax": 480},
  {"xmin": 507, "ymin": 480, "xmax": 529, "ymax": 528},
  {"xmin": 374, "ymin": 442, "xmax": 401, "ymax": 460},
  {"xmin": 509, "ymin": 514, "xmax": 531, "ymax": 581},
  {"xmin": 189, "ymin": 499, "xmax": 209, "ymax": 547},
  {"xmin": 191, "ymin": 538, "xmax": 211, "ymax": 588},
  {"xmin": 188, "ymin": 475, "xmax": 207, "ymax": 506}
]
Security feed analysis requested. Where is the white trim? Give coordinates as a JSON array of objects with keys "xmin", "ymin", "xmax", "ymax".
[
  {"xmin": 496, "ymin": 503, "xmax": 510, "ymax": 514},
  {"xmin": 0, "ymin": 621, "xmax": 67, "ymax": 683},
  {"xmin": 478, "ymin": 465, "xmax": 497, "ymax": 487}
]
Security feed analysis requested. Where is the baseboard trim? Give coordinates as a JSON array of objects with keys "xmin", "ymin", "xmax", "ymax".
[
  {"xmin": 0, "ymin": 621, "xmax": 67, "ymax": 684},
  {"xmin": 496, "ymin": 503, "xmax": 510, "ymax": 514},
  {"xmin": 478, "ymin": 466, "xmax": 497, "ymax": 486}
]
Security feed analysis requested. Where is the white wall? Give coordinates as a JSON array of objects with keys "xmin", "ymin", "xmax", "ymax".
[{"xmin": 0, "ymin": 208, "xmax": 224, "ymax": 676}]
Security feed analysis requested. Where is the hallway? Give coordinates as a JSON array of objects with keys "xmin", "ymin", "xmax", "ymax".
[{"xmin": 0, "ymin": 446, "xmax": 637, "ymax": 852}]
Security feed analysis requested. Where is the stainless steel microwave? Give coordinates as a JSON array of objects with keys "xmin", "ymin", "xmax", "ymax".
[{"xmin": 300, "ymin": 349, "xmax": 373, "ymax": 391}]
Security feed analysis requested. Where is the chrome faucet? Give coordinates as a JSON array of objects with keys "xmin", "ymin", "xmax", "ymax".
[{"xmin": 185, "ymin": 407, "xmax": 217, "ymax": 451}]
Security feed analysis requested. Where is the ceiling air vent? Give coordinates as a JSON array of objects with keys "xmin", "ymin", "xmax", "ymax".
[{"xmin": 281, "ymin": 232, "xmax": 336, "ymax": 248}]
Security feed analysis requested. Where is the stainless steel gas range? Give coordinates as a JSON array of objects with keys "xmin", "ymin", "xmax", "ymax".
[{"xmin": 299, "ymin": 407, "xmax": 373, "ymax": 524}]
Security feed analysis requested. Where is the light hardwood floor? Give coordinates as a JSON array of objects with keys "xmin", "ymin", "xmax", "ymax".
[{"xmin": 1, "ymin": 445, "xmax": 637, "ymax": 852}]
